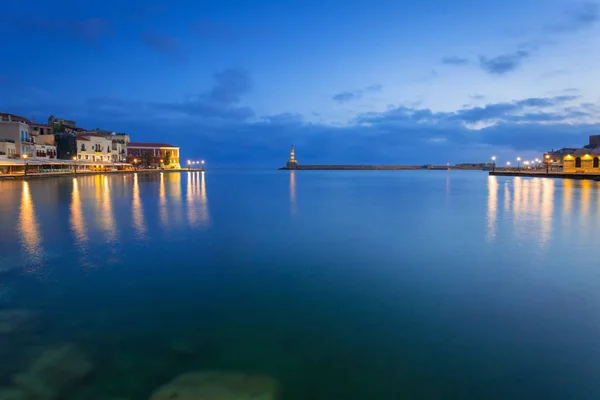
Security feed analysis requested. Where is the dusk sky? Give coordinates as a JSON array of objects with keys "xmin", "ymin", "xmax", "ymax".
[{"xmin": 1, "ymin": 0, "xmax": 599, "ymax": 166}]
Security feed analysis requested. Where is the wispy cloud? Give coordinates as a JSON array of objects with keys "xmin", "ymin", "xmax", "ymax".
[
  {"xmin": 332, "ymin": 84, "xmax": 382, "ymax": 103},
  {"xmin": 84, "ymin": 68, "xmax": 255, "ymax": 122},
  {"xmin": 441, "ymin": 56, "xmax": 469, "ymax": 66},
  {"xmin": 545, "ymin": 2, "xmax": 599, "ymax": 33},
  {"xmin": 478, "ymin": 50, "xmax": 529, "ymax": 75}
]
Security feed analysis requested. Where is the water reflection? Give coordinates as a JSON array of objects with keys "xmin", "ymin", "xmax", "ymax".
[
  {"xmin": 132, "ymin": 173, "xmax": 146, "ymax": 239},
  {"xmin": 290, "ymin": 171, "xmax": 296, "ymax": 215},
  {"xmin": 540, "ymin": 179, "xmax": 554, "ymax": 245},
  {"xmin": 18, "ymin": 181, "xmax": 44, "ymax": 269},
  {"xmin": 186, "ymin": 171, "xmax": 210, "ymax": 227},
  {"xmin": 159, "ymin": 172, "xmax": 168, "ymax": 228},
  {"xmin": 70, "ymin": 178, "xmax": 88, "ymax": 252},
  {"xmin": 96, "ymin": 175, "xmax": 117, "ymax": 243},
  {"xmin": 486, "ymin": 176, "xmax": 498, "ymax": 242},
  {"xmin": 487, "ymin": 177, "xmax": 555, "ymax": 247}
]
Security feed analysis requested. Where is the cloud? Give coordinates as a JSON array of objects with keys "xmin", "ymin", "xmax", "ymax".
[
  {"xmin": 332, "ymin": 84, "xmax": 382, "ymax": 103},
  {"xmin": 470, "ymin": 94, "xmax": 486, "ymax": 101},
  {"xmin": 332, "ymin": 92, "xmax": 361, "ymax": 103},
  {"xmin": 441, "ymin": 56, "xmax": 469, "ymax": 66},
  {"xmin": 208, "ymin": 69, "xmax": 254, "ymax": 104},
  {"xmin": 545, "ymin": 2, "xmax": 599, "ymax": 33},
  {"xmin": 478, "ymin": 50, "xmax": 529, "ymax": 75},
  {"xmin": 357, "ymin": 95, "xmax": 582, "ymax": 126},
  {"xmin": 142, "ymin": 32, "xmax": 181, "ymax": 53},
  {"xmin": 86, "ymin": 68, "xmax": 254, "ymax": 121}
]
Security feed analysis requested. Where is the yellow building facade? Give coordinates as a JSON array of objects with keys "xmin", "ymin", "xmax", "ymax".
[{"xmin": 562, "ymin": 150, "xmax": 600, "ymax": 173}]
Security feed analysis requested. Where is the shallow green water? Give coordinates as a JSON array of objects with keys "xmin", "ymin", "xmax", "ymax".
[{"xmin": 1, "ymin": 171, "xmax": 600, "ymax": 399}]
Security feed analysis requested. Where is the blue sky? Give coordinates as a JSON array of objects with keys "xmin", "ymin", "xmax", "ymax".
[{"xmin": 1, "ymin": 0, "xmax": 599, "ymax": 166}]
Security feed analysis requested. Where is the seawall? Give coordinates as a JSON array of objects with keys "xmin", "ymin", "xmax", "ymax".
[
  {"xmin": 490, "ymin": 171, "xmax": 600, "ymax": 181},
  {"xmin": 279, "ymin": 165, "xmax": 450, "ymax": 171}
]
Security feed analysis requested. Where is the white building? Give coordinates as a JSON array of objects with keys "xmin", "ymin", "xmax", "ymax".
[
  {"xmin": 76, "ymin": 133, "xmax": 113, "ymax": 162},
  {"xmin": 0, "ymin": 121, "xmax": 34, "ymax": 158}
]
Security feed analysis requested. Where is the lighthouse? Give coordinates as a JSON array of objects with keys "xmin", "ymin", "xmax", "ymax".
[{"xmin": 286, "ymin": 145, "xmax": 298, "ymax": 169}]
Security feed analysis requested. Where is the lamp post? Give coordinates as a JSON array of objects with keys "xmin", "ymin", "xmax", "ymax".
[
  {"xmin": 491, "ymin": 156, "xmax": 496, "ymax": 172},
  {"xmin": 201, "ymin": 160, "xmax": 205, "ymax": 171},
  {"xmin": 506, "ymin": 161, "xmax": 511, "ymax": 170},
  {"xmin": 133, "ymin": 158, "xmax": 138, "ymax": 171},
  {"xmin": 545, "ymin": 154, "xmax": 550, "ymax": 174},
  {"xmin": 72, "ymin": 156, "xmax": 77, "ymax": 173},
  {"xmin": 187, "ymin": 160, "xmax": 191, "ymax": 170},
  {"xmin": 516, "ymin": 157, "xmax": 521, "ymax": 170},
  {"xmin": 22, "ymin": 154, "xmax": 28, "ymax": 176}
]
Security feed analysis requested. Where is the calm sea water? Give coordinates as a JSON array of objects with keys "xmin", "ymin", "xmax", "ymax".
[{"xmin": 1, "ymin": 170, "xmax": 600, "ymax": 399}]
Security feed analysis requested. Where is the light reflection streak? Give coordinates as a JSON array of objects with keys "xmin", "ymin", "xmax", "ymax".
[
  {"xmin": 132, "ymin": 173, "xmax": 146, "ymax": 239},
  {"xmin": 96, "ymin": 175, "xmax": 117, "ymax": 243},
  {"xmin": 539, "ymin": 178, "xmax": 554, "ymax": 245},
  {"xmin": 486, "ymin": 176, "xmax": 498, "ymax": 242},
  {"xmin": 18, "ymin": 181, "xmax": 44, "ymax": 268},
  {"xmin": 70, "ymin": 178, "xmax": 88, "ymax": 251},
  {"xmin": 159, "ymin": 172, "xmax": 168, "ymax": 228},
  {"xmin": 290, "ymin": 171, "xmax": 297, "ymax": 215}
]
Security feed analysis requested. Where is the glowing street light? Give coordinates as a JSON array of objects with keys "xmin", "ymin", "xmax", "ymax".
[
  {"xmin": 516, "ymin": 156, "xmax": 521, "ymax": 170},
  {"xmin": 491, "ymin": 156, "xmax": 496, "ymax": 172},
  {"xmin": 22, "ymin": 154, "xmax": 28, "ymax": 176}
]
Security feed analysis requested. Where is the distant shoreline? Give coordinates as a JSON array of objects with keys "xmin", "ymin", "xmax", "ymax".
[{"xmin": 279, "ymin": 165, "xmax": 453, "ymax": 171}]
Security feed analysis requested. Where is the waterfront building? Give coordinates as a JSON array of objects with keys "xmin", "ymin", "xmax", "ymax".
[
  {"xmin": 76, "ymin": 133, "xmax": 114, "ymax": 162},
  {"xmin": 0, "ymin": 139, "xmax": 17, "ymax": 158},
  {"xmin": 552, "ymin": 136, "xmax": 600, "ymax": 173},
  {"xmin": 286, "ymin": 145, "xmax": 298, "ymax": 169},
  {"xmin": 127, "ymin": 142, "xmax": 181, "ymax": 169},
  {"xmin": 0, "ymin": 112, "xmax": 29, "ymax": 123},
  {"xmin": 0, "ymin": 120, "xmax": 35, "ymax": 157}
]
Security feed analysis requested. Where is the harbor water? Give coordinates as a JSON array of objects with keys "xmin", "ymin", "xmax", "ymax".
[{"xmin": 1, "ymin": 170, "xmax": 600, "ymax": 399}]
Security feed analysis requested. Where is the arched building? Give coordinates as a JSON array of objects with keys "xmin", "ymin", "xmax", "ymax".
[{"xmin": 561, "ymin": 135, "xmax": 600, "ymax": 173}]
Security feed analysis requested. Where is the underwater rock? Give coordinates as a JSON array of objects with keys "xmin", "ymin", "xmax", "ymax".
[
  {"xmin": 12, "ymin": 344, "xmax": 93, "ymax": 400},
  {"xmin": 149, "ymin": 371, "xmax": 279, "ymax": 400},
  {"xmin": 0, "ymin": 310, "xmax": 36, "ymax": 336}
]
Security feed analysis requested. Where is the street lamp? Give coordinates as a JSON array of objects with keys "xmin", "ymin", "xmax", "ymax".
[
  {"xmin": 545, "ymin": 154, "xmax": 550, "ymax": 174},
  {"xmin": 491, "ymin": 156, "xmax": 496, "ymax": 172},
  {"xmin": 516, "ymin": 157, "xmax": 521, "ymax": 170},
  {"xmin": 22, "ymin": 154, "xmax": 28, "ymax": 176},
  {"xmin": 72, "ymin": 156, "xmax": 77, "ymax": 174},
  {"xmin": 506, "ymin": 161, "xmax": 511, "ymax": 170}
]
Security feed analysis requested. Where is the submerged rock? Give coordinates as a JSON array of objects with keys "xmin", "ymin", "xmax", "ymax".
[
  {"xmin": 149, "ymin": 371, "xmax": 278, "ymax": 400},
  {"xmin": 12, "ymin": 344, "xmax": 93, "ymax": 400},
  {"xmin": 0, "ymin": 310, "xmax": 36, "ymax": 336}
]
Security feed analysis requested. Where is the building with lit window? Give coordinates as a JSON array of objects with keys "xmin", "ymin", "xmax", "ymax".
[
  {"xmin": 126, "ymin": 142, "xmax": 181, "ymax": 169},
  {"xmin": 555, "ymin": 135, "xmax": 600, "ymax": 173},
  {"xmin": 76, "ymin": 133, "xmax": 114, "ymax": 162}
]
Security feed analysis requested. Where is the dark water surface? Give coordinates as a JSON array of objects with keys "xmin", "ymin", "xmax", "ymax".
[{"xmin": 1, "ymin": 170, "xmax": 600, "ymax": 399}]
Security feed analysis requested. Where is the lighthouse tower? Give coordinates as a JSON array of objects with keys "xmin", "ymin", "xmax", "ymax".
[{"xmin": 286, "ymin": 145, "xmax": 298, "ymax": 169}]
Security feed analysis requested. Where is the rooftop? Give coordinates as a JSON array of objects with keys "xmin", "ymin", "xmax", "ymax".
[{"xmin": 128, "ymin": 142, "xmax": 178, "ymax": 148}]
